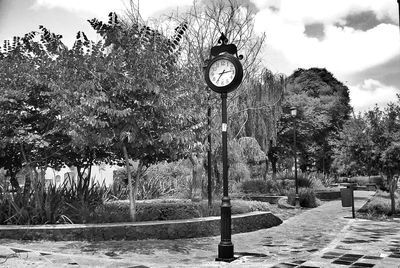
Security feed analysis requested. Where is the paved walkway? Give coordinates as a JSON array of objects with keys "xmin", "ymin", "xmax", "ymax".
[{"xmin": 0, "ymin": 191, "xmax": 399, "ymax": 267}]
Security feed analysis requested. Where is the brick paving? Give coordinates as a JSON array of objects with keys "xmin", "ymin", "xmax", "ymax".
[{"xmin": 1, "ymin": 190, "xmax": 400, "ymax": 267}]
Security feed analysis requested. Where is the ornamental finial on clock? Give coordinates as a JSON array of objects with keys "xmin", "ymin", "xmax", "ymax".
[{"xmin": 210, "ymin": 33, "xmax": 243, "ymax": 60}]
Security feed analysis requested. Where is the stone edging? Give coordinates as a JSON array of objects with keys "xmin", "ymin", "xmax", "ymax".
[
  {"xmin": 315, "ymin": 190, "xmax": 341, "ymax": 200},
  {"xmin": 0, "ymin": 211, "xmax": 282, "ymax": 241},
  {"xmin": 247, "ymin": 195, "xmax": 286, "ymax": 204}
]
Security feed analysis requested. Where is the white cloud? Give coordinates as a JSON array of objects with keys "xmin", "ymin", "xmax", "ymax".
[
  {"xmin": 32, "ymin": 0, "xmax": 125, "ymax": 19},
  {"xmin": 254, "ymin": 0, "xmax": 400, "ymax": 76},
  {"xmin": 32, "ymin": 0, "xmax": 186, "ymax": 20},
  {"xmin": 349, "ymin": 79, "xmax": 400, "ymax": 113},
  {"xmin": 252, "ymin": 0, "xmax": 398, "ymax": 24}
]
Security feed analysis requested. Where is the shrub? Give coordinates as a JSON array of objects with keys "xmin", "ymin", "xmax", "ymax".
[
  {"xmin": 137, "ymin": 202, "xmax": 201, "ymax": 221},
  {"xmin": 299, "ymin": 188, "xmax": 318, "ymax": 208},
  {"xmin": 307, "ymin": 172, "xmax": 332, "ymax": 189},
  {"xmin": 94, "ymin": 198, "xmax": 271, "ymax": 222},
  {"xmin": 94, "ymin": 199, "xmax": 201, "ymax": 223},
  {"xmin": 112, "ymin": 160, "xmax": 192, "ymax": 200},
  {"xmin": 277, "ymin": 172, "xmax": 327, "ymax": 189},
  {"xmin": 197, "ymin": 199, "xmax": 271, "ymax": 217},
  {"xmin": 240, "ymin": 179, "xmax": 289, "ymax": 195},
  {"xmin": 241, "ymin": 179, "xmax": 269, "ymax": 194},
  {"xmin": 298, "ymin": 176, "xmax": 313, "ymax": 188},
  {"xmin": 229, "ymin": 163, "xmax": 251, "ymax": 182},
  {"xmin": 286, "ymin": 188, "xmax": 318, "ymax": 208},
  {"xmin": 0, "ymin": 178, "xmax": 107, "ymax": 225}
]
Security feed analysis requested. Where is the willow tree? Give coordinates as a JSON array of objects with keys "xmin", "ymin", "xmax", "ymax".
[{"xmin": 231, "ymin": 69, "xmax": 285, "ymax": 179}]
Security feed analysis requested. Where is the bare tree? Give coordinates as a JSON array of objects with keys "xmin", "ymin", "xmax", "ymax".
[{"xmin": 166, "ymin": 0, "xmax": 266, "ymax": 199}]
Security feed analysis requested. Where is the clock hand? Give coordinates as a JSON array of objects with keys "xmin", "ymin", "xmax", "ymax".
[
  {"xmin": 216, "ymin": 69, "xmax": 226, "ymax": 83},
  {"xmin": 218, "ymin": 70, "xmax": 232, "ymax": 76}
]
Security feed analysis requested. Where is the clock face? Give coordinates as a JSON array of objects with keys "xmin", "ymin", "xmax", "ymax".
[{"xmin": 208, "ymin": 58, "xmax": 236, "ymax": 87}]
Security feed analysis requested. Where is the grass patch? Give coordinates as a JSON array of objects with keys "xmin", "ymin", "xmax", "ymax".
[{"xmin": 358, "ymin": 190, "xmax": 400, "ymax": 219}]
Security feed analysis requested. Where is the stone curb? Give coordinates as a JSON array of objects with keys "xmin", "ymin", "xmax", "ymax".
[
  {"xmin": 246, "ymin": 195, "xmax": 286, "ymax": 204},
  {"xmin": 315, "ymin": 190, "xmax": 341, "ymax": 200},
  {"xmin": 0, "ymin": 211, "xmax": 282, "ymax": 241}
]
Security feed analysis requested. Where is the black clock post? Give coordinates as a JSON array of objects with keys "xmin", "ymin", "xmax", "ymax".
[{"xmin": 204, "ymin": 33, "xmax": 243, "ymax": 262}]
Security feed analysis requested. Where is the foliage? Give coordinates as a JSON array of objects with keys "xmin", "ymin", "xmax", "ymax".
[
  {"xmin": 332, "ymin": 100, "xmax": 400, "ymax": 214},
  {"xmin": 278, "ymin": 68, "xmax": 352, "ymax": 174},
  {"xmin": 307, "ymin": 172, "xmax": 334, "ymax": 188},
  {"xmin": 94, "ymin": 200, "xmax": 200, "ymax": 222},
  {"xmin": 232, "ymin": 69, "xmax": 284, "ymax": 152},
  {"xmin": 199, "ymin": 199, "xmax": 271, "ymax": 217},
  {"xmin": 276, "ymin": 172, "xmax": 307, "ymax": 187},
  {"xmin": 330, "ymin": 116, "xmax": 378, "ymax": 176},
  {"xmin": 229, "ymin": 163, "xmax": 251, "ymax": 182},
  {"xmin": 94, "ymin": 198, "xmax": 271, "ymax": 222},
  {"xmin": 0, "ymin": 179, "xmax": 107, "ymax": 225},
  {"xmin": 287, "ymin": 188, "xmax": 319, "ymax": 208},
  {"xmin": 241, "ymin": 179, "xmax": 274, "ymax": 194},
  {"xmin": 112, "ymin": 161, "xmax": 191, "ymax": 200},
  {"xmin": 239, "ymin": 178, "xmax": 290, "ymax": 195},
  {"xmin": 214, "ymin": 139, "xmax": 249, "ymax": 183},
  {"xmin": 238, "ymin": 137, "xmax": 267, "ymax": 164}
]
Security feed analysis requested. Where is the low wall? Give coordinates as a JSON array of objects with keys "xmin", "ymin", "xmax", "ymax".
[
  {"xmin": 247, "ymin": 195, "xmax": 285, "ymax": 204},
  {"xmin": 315, "ymin": 191, "xmax": 341, "ymax": 200},
  {"xmin": 0, "ymin": 211, "xmax": 282, "ymax": 241}
]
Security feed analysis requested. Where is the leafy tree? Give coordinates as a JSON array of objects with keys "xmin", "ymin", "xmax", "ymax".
[
  {"xmin": 50, "ymin": 12, "xmax": 191, "ymax": 221},
  {"xmin": 0, "ymin": 30, "xmax": 65, "ymax": 198},
  {"xmin": 332, "ymin": 100, "xmax": 400, "ymax": 215},
  {"xmin": 279, "ymin": 68, "xmax": 352, "ymax": 174},
  {"xmin": 331, "ymin": 116, "xmax": 377, "ymax": 176},
  {"xmin": 381, "ymin": 142, "xmax": 400, "ymax": 215}
]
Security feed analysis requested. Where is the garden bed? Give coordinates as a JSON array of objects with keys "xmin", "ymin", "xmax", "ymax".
[
  {"xmin": 0, "ymin": 211, "xmax": 282, "ymax": 241},
  {"xmin": 92, "ymin": 199, "xmax": 273, "ymax": 223}
]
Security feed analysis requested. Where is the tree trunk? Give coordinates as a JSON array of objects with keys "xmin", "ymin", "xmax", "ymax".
[
  {"xmin": 8, "ymin": 170, "xmax": 20, "ymax": 191},
  {"xmin": 204, "ymin": 154, "xmax": 213, "ymax": 208},
  {"xmin": 122, "ymin": 143, "xmax": 143, "ymax": 222},
  {"xmin": 133, "ymin": 160, "xmax": 143, "ymax": 220},
  {"xmin": 271, "ymin": 160, "xmax": 277, "ymax": 180},
  {"xmin": 263, "ymin": 159, "xmax": 269, "ymax": 181},
  {"xmin": 267, "ymin": 145, "xmax": 278, "ymax": 180},
  {"xmin": 213, "ymin": 159, "xmax": 220, "ymax": 186},
  {"xmin": 40, "ymin": 167, "xmax": 46, "ymax": 186},
  {"xmin": 189, "ymin": 154, "xmax": 203, "ymax": 202},
  {"xmin": 20, "ymin": 144, "xmax": 33, "ymax": 203},
  {"xmin": 389, "ymin": 175, "xmax": 398, "ymax": 216},
  {"xmin": 33, "ymin": 168, "xmax": 39, "ymax": 185},
  {"xmin": 123, "ymin": 143, "xmax": 135, "ymax": 221}
]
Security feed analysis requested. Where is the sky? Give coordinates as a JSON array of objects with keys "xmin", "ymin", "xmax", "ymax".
[{"xmin": 0, "ymin": 0, "xmax": 399, "ymax": 114}]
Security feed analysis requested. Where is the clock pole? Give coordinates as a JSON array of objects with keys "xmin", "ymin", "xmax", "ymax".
[{"xmin": 216, "ymin": 92, "xmax": 234, "ymax": 261}]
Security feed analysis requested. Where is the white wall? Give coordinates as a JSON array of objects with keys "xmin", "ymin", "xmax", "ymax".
[{"xmin": 44, "ymin": 164, "xmax": 118, "ymax": 186}]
